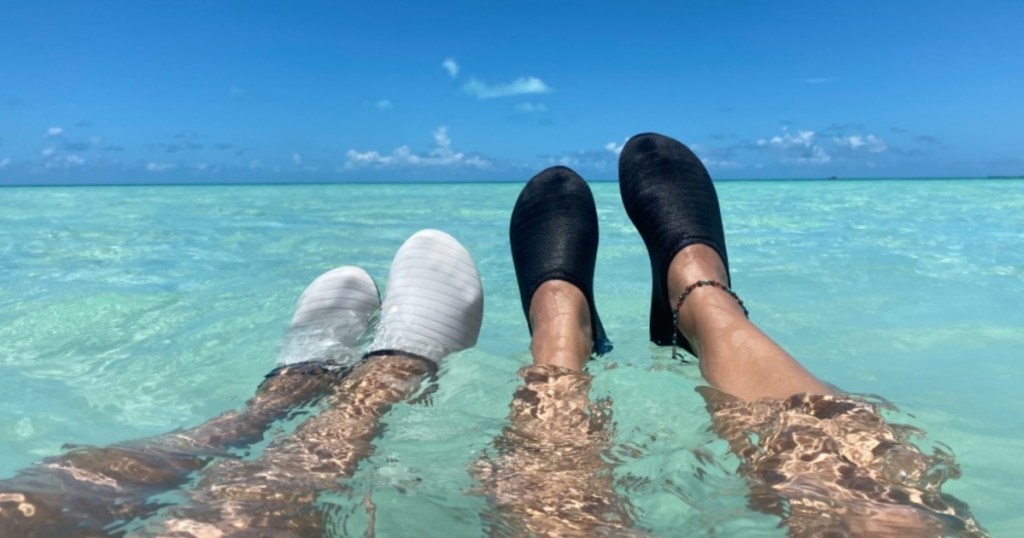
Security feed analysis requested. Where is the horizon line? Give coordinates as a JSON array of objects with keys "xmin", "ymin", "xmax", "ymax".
[{"xmin": 2, "ymin": 175, "xmax": 1022, "ymax": 188}]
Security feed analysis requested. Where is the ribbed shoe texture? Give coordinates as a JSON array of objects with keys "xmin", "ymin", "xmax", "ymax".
[
  {"xmin": 619, "ymin": 132, "xmax": 731, "ymax": 351},
  {"xmin": 368, "ymin": 229, "xmax": 484, "ymax": 363},
  {"xmin": 509, "ymin": 166, "xmax": 611, "ymax": 355},
  {"xmin": 277, "ymin": 266, "xmax": 381, "ymax": 365}
]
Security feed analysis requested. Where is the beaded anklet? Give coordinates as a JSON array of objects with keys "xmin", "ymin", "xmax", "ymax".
[{"xmin": 671, "ymin": 279, "xmax": 749, "ymax": 360}]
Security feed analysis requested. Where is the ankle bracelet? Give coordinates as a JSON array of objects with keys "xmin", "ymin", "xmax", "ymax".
[{"xmin": 671, "ymin": 280, "xmax": 749, "ymax": 359}]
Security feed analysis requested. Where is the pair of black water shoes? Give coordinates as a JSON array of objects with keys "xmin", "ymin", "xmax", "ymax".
[{"xmin": 509, "ymin": 132, "xmax": 732, "ymax": 357}]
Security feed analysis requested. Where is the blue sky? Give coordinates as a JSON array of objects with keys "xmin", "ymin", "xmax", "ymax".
[{"xmin": 1, "ymin": 0, "xmax": 1021, "ymax": 184}]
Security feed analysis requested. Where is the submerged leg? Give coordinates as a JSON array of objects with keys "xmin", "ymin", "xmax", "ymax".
[
  {"xmin": 0, "ymin": 361, "xmax": 351, "ymax": 538},
  {"xmin": 477, "ymin": 363, "xmax": 636, "ymax": 538},
  {"xmin": 0, "ymin": 267, "xmax": 381, "ymax": 536},
  {"xmin": 620, "ymin": 131, "xmax": 986, "ymax": 536},
  {"xmin": 476, "ymin": 167, "xmax": 638, "ymax": 537},
  {"xmin": 153, "ymin": 229, "xmax": 485, "ymax": 536},
  {"xmin": 158, "ymin": 354, "xmax": 434, "ymax": 537},
  {"xmin": 703, "ymin": 390, "xmax": 988, "ymax": 537}
]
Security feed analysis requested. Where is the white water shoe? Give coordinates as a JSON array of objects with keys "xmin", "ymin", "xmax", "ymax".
[
  {"xmin": 277, "ymin": 266, "xmax": 381, "ymax": 365},
  {"xmin": 367, "ymin": 229, "xmax": 484, "ymax": 363}
]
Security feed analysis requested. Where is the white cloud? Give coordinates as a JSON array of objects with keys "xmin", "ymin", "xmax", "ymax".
[
  {"xmin": 345, "ymin": 126, "xmax": 491, "ymax": 169},
  {"xmin": 346, "ymin": 149, "xmax": 390, "ymax": 166},
  {"xmin": 41, "ymin": 147, "xmax": 57, "ymax": 157},
  {"xmin": 604, "ymin": 139, "xmax": 627, "ymax": 155},
  {"xmin": 515, "ymin": 102, "xmax": 547, "ymax": 113},
  {"xmin": 689, "ymin": 143, "xmax": 745, "ymax": 170},
  {"xmin": 833, "ymin": 134, "xmax": 887, "ymax": 153},
  {"xmin": 554, "ymin": 156, "xmax": 577, "ymax": 167},
  {"xmin": 756, "ymin": 128, "xmax": 831, "ymax": 165},
  {"xmin": 541, "ymin": 140, "xmax": 629, "ymax": 171},
  {"xmin": 701, "ymin": 158, "xmax": 744, "ymax": 169},
  {"xmin": 290, "ymin": 152, "xmax": 319, "ymax": 172},
  {"xmin": 462, "ymin": 76, "xmax": 552, "ymax": 99},
  {"xmin": 43, "ymin": 154, "xmax": 87, "ymax": 169},
  {"xmin": 801, "ymin": 77, "xmax": 837, "ymax": 84},
  {"xmin": 0, "ymin": 157, "xmax": 9, "ymax": 169},
  {"xmin": 146, "ymin": 162, "xmax": 174, "ymax": 172},
  {"xmin": 362, "ymin": 99, "xmax": 393, "ymax": 110},
  {"xmin": 757, "ymin": 129, "xmax": 815, "ymax": 149},
  {"xmin": 793, "ymin": 145, "xmax": 830, "ymax": 165},
  {"xmin": 442, "ymin": 58, "xmax": 459, "ymax": 78},
  {"xmin": 46, "ymin": 126, "xmax": 63, "ymax": 137}
]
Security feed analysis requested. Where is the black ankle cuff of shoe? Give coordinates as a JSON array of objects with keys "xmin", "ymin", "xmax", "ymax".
[{"xmin": 361, "ymin": 349, "xmax": 440, "ymax": 375}]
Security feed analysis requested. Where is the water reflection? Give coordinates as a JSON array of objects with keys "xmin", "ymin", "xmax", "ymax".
[
  {"xmin": 702, "ymin": 388, "xmax": 988, "ymax": 537},
  {"xmin": 474, "ymin": 364, "xmax": 644, "ymax": 537}
]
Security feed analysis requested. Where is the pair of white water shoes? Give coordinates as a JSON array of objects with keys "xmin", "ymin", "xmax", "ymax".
[{"xmin": 277, "ymin": 229, "xmax": 484, "ymax": 366}]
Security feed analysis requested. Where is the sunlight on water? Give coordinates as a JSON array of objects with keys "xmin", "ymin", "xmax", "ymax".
[{"xmin": 1, "ymin": 180, "xmax": 1022, "ymax": 535}]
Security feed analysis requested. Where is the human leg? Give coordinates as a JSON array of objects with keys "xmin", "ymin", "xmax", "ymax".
[
  {"xmin": 158, "ymin": 354, "xmax": 436, "ymax": 537},
  {"xmin": 475, "ymin": 362, "xmax": 639, "ymax": 538},
  {"xmin": 526, "ymin": 279, "xmax": 593, "ymax": 372},
  {"xmin": 619, "ymin": 132, "xmax": 831, "ymax": 401},
  {"xmin": 0, "ymin": 267, "xmax": 381, "ymax": 537},
  {"xmin": 509, "ymin": 165, "xmax": 612, "ymax": 365},
  {"xmin": 474, "ymin": 167, "xmax": 638, "ymax": 537},
  {"xmin": 620, "ymin": 132, "xmax": 986, "ymax": 536},
  {"xmin": 156, "ymin": 229, "xmax": 484, "ymax": 536},
  {"xmin": 703, "ymin": 390, "xmax": 987, "ymax": 537},
  {"xmin": 0, "ymin": 363, "xmax": 352, "ymax": 538},
  {"xmin": 668, "ymin": 244, "xmax": 832, "ymax": 400}
]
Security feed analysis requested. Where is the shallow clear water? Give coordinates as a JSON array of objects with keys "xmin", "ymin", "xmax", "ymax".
[{"xmin": 1, "ymin": 180, "xmax": 1021, "ymax": 535}]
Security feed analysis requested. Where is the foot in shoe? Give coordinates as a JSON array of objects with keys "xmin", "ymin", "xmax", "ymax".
[
  {"xmin": 278, "ymin": 266, "xmax": 381, "ymax": 366},
  {"xmin": 366, "ymin": 229, "xmax": 484, "ymax": 363}
]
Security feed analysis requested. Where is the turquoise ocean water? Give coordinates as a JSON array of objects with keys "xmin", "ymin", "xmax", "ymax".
[{"xmin": 1, "ymin": 180, "xmax": 1022, "ymax": 535}]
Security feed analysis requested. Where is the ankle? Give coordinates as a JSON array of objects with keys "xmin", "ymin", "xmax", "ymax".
[
  {"xmin": 666, "ymin": 244, "xmax": 747, "ymax": 353},
  {"xmin": 675, "ymin": 281, "xmax": 748, "ymax": 320},
  {"xmin": 666, "ymin": 244, "xmax": 730, "ymax": 300},
  {"xmin": 528, "ymin": 280, "xmax": 593, "ymax": 371}
]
